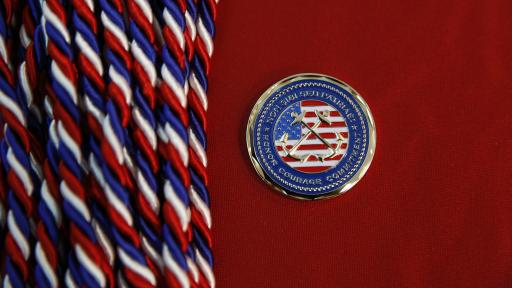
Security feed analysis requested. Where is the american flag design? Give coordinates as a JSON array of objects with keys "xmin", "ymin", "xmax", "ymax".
[{"xmin": 275, "ymin": 100, "xmax": 349, "ymax": 173}]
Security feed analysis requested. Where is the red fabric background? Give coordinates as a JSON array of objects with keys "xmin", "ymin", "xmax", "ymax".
[{"xmin": 207, "ymin": 1, "xmax": 512, "ymax": 287}]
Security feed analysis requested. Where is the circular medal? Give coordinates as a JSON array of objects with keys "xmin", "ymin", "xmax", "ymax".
[{"xmin": 246, "ymin": 73, "xmax": 376, "ymax": 200}]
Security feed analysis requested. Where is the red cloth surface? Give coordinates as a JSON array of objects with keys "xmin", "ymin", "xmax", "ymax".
[{"xmin": 207, "ymin": 1, "xmax": 512, "ymax": 287}]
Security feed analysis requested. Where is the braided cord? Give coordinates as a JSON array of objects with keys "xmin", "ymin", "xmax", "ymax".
[
  {"xmin": 0, "ymin": 1, "xmax": 39, "ymax": 286},
  {"xmin": 35, "ymin": 109, "xmax": 61, "ymax": 288},
  {"xmin": 18, "ymin": 0, "xmax": 64, "ymax": 286},
  {"xmin": 126, "ymin": 0, "xmax": 165, "ymax": 281},
  {"xmin": 188, "ymin": 0, "xmax": 218, "ymax": 286},
  {"xmin": 71, "ymin": 0, "xmax": 118, "ymax": 286},
  {"xmin": 0, "ymin": 147, "xmax": 6, "ymax": 232},
  {"xmin": 155, "ymin": 0, "xmax": 197, "ymax": 286},
  {"xmin": 183, "ymin": 2, "xmax": 205, "ymax": 285},
  {"xmin": 99, "ymin": 0, "xmax": 158, "ymax": 285},
  {"xmin": 42, "ymin": 0, "xmax": 114, "ymax": 286},
  {"xmin": 0, "ymin": 0, "xmax": 16, "ymax": 239},
  {"xmin": 74, "ymin": 0, "xmax": 118, "ymax": 282}
]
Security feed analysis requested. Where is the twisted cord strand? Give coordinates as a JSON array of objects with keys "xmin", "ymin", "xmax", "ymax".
[
  {"xmin": 17, "ymin": 0, "xmax": 65, "ymax": 286},
  {"xmin": 41, "ymin": 2, "xmax": 82, "ymax": 285},
  {"xmin": 188, "ymin": 0, "xmax": 218, "ymax": 286},
  {"xmin": 155, "ymin": 0, "xmax": 198, "ymax": 286},
  {"xmin": 18, "ymin": 0, "xmax": 45, "ymax": 176},
  {"xmin": 71, "ymin": 0, "xmax": 119, "ymax": 285},
  {"xmin": 19, "ymin": 0, "xmax": 44, "ymax": 122},
  {"xmin": 182, "ymin": 0, "xmax": 207, "ymax": 286},
  {"xmin": 98, "ymin": 0, "xmax": 158, "ymax": 285},
  {"xmin": 74, "ymin": 0, "xmax": 118, "ymax": 280},
  {"xmin": 0, "ymin": 145, "xmax": 6, "ymax": 232},
  {"xmin": 126, "ymin": 0, "xmax": 164, "ymax": 281},
  {"xmin": 0, "ymin": 0, "xmax": 13, "ymax": 236},
  {"xmin": 35, "ymin": 93, "xmax": 62, "ymax": 288},
  {"xmin": 0, "ymin": 1, "xmax": 39, "ymax": 286},
  {"xmin": 42, "ymin": 0, "xmax": 114, "ymax": 286}
]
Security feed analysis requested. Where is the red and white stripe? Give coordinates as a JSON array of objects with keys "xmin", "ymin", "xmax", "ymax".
[{"xmin": 276, "ymin": 100, "xmax": 349, "ymax": 173}]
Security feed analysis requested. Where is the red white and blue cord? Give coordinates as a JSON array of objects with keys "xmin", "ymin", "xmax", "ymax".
[
  {"xmin": 1, "ymin": 1, "xmax": 38, "ymax": 286},
  {"xmin": 42, "ymin": 0, "xmax": 114, "ymax": 286},
  {"xmin": 99, "ymin": 0, "xmax": 160, "ymax": 286},
  {"xmin": 188, "ymin": 1, "xmax": 217, "ymax": 286},
  {"xmin": 0, "ymin": 0, "xmax": 218, "ymax": 286},
  {"xmin": 156, "ymin": 0, "xmax": 194, "ymax": 285}
]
